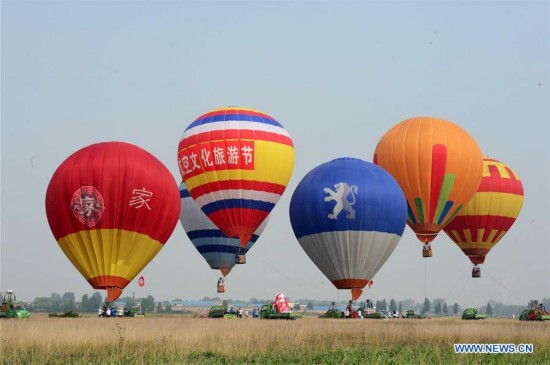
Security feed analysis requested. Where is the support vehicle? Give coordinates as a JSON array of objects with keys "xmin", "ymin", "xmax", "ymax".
[
  {"xmin": 1, "ymin": 290, "xmax": 31, "ymax": 319},
  {"xmin": 259, "ymin": 303, "xmax": 301, "ymax": 320},
  {"xmin": 519, "ymin": 300, "xmax": 550, "ymax": 321},
  {"xmin": 462, "ymin": 307, "xmax": 487, "ymax": 320},
  {"xmin": 207, "ymin": 305, "xmax": 237, "ymax": 318},
  {"xmin": 402, "ymin": 309, "xmax": 427, "ymax": 319}
]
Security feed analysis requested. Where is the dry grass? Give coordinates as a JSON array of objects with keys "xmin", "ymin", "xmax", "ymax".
[{"xmin": 1, "ymin": 314, "xmax": 549, "ymax": 364}]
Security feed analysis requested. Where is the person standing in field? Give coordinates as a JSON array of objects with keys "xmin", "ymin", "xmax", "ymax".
[{"xmin": 245, "ymin": 309, "xmax": 249, "ymax": 318}]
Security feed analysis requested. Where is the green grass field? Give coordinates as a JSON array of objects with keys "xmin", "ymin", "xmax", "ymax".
[{"xmin": 1, "ymin": 314, "xmax": 549, "ymax": 364}]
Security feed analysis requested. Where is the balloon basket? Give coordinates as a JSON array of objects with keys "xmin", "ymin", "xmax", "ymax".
[
  {"xmin": 472, "ymin": 270, "xmax": 481, "ymax": 278},
  {"xmin": 422, "ymin": 249, "xmax": 432, "ymax": 258},
  {"xmin": 236, "ymin": 255, "xmax": 246, "ymax": 264},
  {"xmin": 217, "ymin": 285, "xmax": 226, "ymax": 293}
]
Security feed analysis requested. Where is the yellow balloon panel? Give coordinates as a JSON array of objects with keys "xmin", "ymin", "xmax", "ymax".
[{"xmin": 57, "ymin": 229, "xmax": 162, "ymax": 284}]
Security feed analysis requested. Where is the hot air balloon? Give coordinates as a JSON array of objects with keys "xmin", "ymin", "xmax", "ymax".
[
  {"xmin": 179, "ymin": 181, "xmax": 268, "ymax": 292},
  {"xmin": 443, "ymin": 157, "xmax": 524, "ymax": 277},
  {"xmin": 374, "ymin": 117, "xmax": 483, "ymax": 257},
  {"xmin": 177, "ymin": 106, "xmax": 294, "ymax": 255},
  {"xmin": 45, "ymin": 142, "xmax": 180, "ymax": 302},
  {"xmin": 289, "ymin": 157, "xmax": 407, "ymax": 301}
]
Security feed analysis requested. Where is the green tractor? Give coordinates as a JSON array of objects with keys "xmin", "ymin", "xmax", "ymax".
[
  {"xmin": 462, "ymin": 307, "xmax": 487, "ymax": 320},
  {"xmin": 207, "ymin": 305, "xmax": 238, "ymax": 318},
  {"xmin": 1, "ymin": 290, "xmax": 31, "ymax": 319},
  {"xmin": 319, "ymin": 302, "xmax": 344, "ymax": 318},
  {"xmin": 402, "ymin": 309, "xmax": 427, "ymax": 319},
  {"xmin": 519, "ymin": 300, "xmax": 550, "ymax": 321}
]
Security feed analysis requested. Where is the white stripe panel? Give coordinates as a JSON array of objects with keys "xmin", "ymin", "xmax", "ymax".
[
  {"xmin": 194, "ymin": 189, "xmax": 281, "ymax": 208},
  {"xmin": 297, "ymin": 231, "xmax": 401, "ymax": 283},
  {"xmin": 180, "ymin": 120, "xmax": 290, "ymax": 142},
  {"xmin": 180, "ymin": 195, "xmax": 269, "ymax": 233}
]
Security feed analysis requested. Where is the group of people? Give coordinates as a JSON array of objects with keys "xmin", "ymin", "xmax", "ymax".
[
  {"xmin": 226, "ymin": 306, "xmax": 260, "ymax": 318},
  {"xmin": 344, "ymin": 302, "xmax": 363, "ymax": 319},
  {"xmin": 98, "ymin": 305, "xmax": 119, "ymax": 317}
]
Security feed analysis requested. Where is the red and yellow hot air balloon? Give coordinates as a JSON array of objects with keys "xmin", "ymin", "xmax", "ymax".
[
  {"xmin": 177, "ymin": 106, "xmax": 294, "ymax": 256},
  {"xmin": 443, "ymin": 157, "xmax": 524, "ymax": 277},
  {"xmin": 45, "ymin": 142, "xmax": 180, "ymax": 302},
  {"xmin": 374, "ymin": 117, "xmax": 483, "ymax": 257}
]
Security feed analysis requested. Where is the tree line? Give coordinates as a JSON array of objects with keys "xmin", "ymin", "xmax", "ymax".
[{"xmin": 23, "ymin": 293, "xmax": 550, "ymax": 317}]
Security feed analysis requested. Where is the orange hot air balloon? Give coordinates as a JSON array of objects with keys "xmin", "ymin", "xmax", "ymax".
[
  {"xmin": 45, "ymin": 142, "xmax": 180, "ymax": 302},
  {"xmin": 443, "ymin": 157, "xmax": 524, "ymax": 277},
  {"xmin": 374, "ymin": 117, "xmax": 483, "ymax": 257}
]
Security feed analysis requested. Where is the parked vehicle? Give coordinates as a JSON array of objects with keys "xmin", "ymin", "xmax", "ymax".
[
  {"xmin": 462, "ymin": 307, "xmax": 487, "ymax": 320},
  {"xmin": 259, "ymin": 304, "xmax": 301, "ymax": 320},
  {"xmin": 0, "ymin": 290, "xmax": 30, "ymax": 319},
  {"xmin": 402, "ymin": 309, "xmax": 427, "ymax": 319}
]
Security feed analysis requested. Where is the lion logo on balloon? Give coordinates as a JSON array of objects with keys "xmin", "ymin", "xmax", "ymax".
[{"xmin": 324, "ymin": 182, "xmax": 358, "ymax": 219}]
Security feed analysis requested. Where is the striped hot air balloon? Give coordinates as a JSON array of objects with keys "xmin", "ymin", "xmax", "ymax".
[
  {"xmin": 443, "ymin": 157, "xmax": 524, "ymax": 277},
  {"xmin": 289, "ymin": 158, "xmax": 407, "ymax": 301},
  {"xmin": 179, "ymin": 181, "xmax": 267, "ymax": 281},
  {"xmin": 374, "ymin": 117, "xmax": 483, "ymax": 257},
  {"xmin": 45, "ymin": 142, "xmax": 180, "ymax": 302},
  {"xmin": 177, "ymin": 106, "xmax": 294, "ymax": 247}
]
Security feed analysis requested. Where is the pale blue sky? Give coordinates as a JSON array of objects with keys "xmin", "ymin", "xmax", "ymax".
[{"xmin": 2, "ymin": 1, "xmax": 548, "ymax": 307}]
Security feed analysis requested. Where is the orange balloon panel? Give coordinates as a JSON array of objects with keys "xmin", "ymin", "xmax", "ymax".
[
  {"xmin": 444, "ymin": 157, "xmax": 524, "ymax": 265},
  {"xmin": 46, "ymin": 142, "xmax": 180, "ymax": 299},
  {"xmin": 374, "ymin": 117, "xmax": 483, "ymax": 244}
]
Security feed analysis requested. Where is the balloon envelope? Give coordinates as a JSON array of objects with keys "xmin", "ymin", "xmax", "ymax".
[
  {"xmin": 374, "ymin": 117, "xmax": 483, "ymax": 253},
  {"xmin": 177, "ymin": 106, "xmax": 294, "ymax": 246},
  {"xmin": 289, "ymin": 157, "xmax": 407, "ymax": 300},
  {"xmin": 179, "ymin": 181, "xmax": 267, "ymax": 276},
  {"xmin": 443, "ymin": 157, "xmax": 524, "ymax": 266},
  {"xmin": 45, "ymin": 142, "xmax": 180, "ymax": 301}
]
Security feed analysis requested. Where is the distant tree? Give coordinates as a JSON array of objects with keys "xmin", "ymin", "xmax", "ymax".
[
  {"xmin": 389, "ymin": 299, "xmax": 397, "ymax": 312},
  {"xmin": 165, "ymin": 303, "xmax": 172, "ymax": 313},
  {"xmin": 486, "ymin": 302, "xmax": 493, "ymax": 316},
  {"xmin": 381, "ymin": 299, "xmax": 388, "ymax": 311},
  {"xmin": 222, "ymin": 299, "xmax": 229, "ymax": 307},
  {"xmin": 88, "ymin": 292, "xmax": 102, "ymax": 309},
  {"xmin": 293, "ymin": 304, "xmax": 301, "ymax": 311},
  {"xmin": 435, "ymin": 301, "xmax": 441, "ymax": 315},
  {"xmin": 422, "ymin": 298, "xmax": 430, "ymax": 314},
  {"xmin": 141, "ymin": 295, "xmax": 155, "ymax": 313},
  {"xmin": 51, "ymin": 293, "xmax": 62, "ymax": 312},
  {"xmin": 33, "ymin": 297, "xmax": 52, "ymax": 312},
  {"xmin": 81, "ymin": 294, "xmax": 90, "ymax": 312},
  {"xmin": 376, "ymin": 301, "xmax": 383, "ymax": 311},
  {"xmin": 157, "ymin": 301, "xmax": 163, "ymax": 313},
  {"xmin": 398, "ymin": 301, "xmax": 403, "ymax": 313},
  {"xmin": 453, "ymin": 303, "xmax": 460, "ymax": 315},
  {"xmin": 63, "ymin": 292, "xmax": 75, "ymax": 303},
  {"xmin": 443, "ymin": 302, "xmax": 448, "ymax": 315},
  {"xmin": 306, "ymin": 302, "xmax": 315, "ymax": 310}
]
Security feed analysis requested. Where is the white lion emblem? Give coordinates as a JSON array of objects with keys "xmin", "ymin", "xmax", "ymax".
[{"xmin": 323, "ymin": 182, "xmax": 358, "ymax": 219}]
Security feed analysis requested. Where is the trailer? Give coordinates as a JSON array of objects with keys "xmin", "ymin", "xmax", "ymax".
[{"xmin": 259, "ymin": 304, "xmax": 301, "ymax": 320}]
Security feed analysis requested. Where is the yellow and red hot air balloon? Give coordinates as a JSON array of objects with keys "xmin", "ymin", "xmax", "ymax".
[
  {"xmin": 177, "ymin": 106, "xmax": 294, "ymax": 255},
  {"xmin": 374, "ymin": 117, "xmax": 483, "ymax": 257},
  {"xmin": 443, "ymin": 157, "xmax": 524, "ymax": 277},
  {"xmin": 45, "ymin": 142, "xmax": 180, "ymax": 302}
]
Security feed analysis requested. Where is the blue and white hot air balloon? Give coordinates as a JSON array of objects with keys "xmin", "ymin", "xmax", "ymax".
[
  {"xmin": 289, "ymin": 158, "xmax": 407, "ymax": 301},
  {"xmin": 179, "ymin": 182, "xmax": 267, "ymax": 291}
]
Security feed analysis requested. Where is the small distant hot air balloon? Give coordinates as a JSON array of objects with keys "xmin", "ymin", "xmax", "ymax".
[
  {"xmin": 45, "ymin": 142, "xmax": 180, "ymax": 302},
  {"xmin": 138, "ymin": 276, "xmax": 145, "ymax": 287},
  {"xmin": 179, "ymin": 181, "xmax": 268, "ymax": 292},
  {"xmin": 177, "ymin": 106, "xmax": 294, "ymax": 252},
  {"xmin": 374, "ymin": 117, "xmax": 483, "ymax": 257},
  {"xmin": 443, "ymin": 157, "xmax": 524, "ymax": 277},
  {"xmin": 289, "ymin": 157, "xmax": 407, "ymax": 301}
]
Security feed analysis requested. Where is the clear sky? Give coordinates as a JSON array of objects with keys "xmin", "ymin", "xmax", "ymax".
[{"xmin": 2, "ymin": 1, "xmax": 548, "ymax": 307}]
